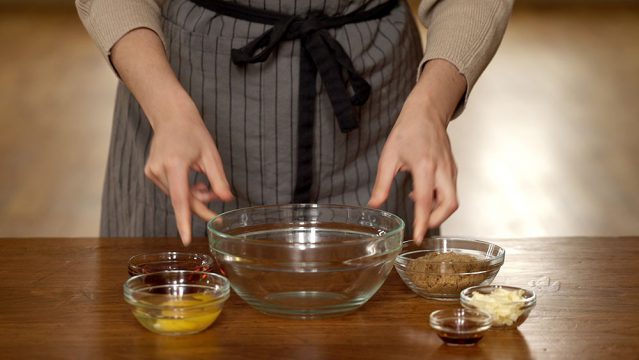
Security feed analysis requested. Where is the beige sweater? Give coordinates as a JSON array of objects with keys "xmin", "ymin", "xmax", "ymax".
[{"xmin": 75, "ymin": 0, "xmax": 513, "ymax": 104}]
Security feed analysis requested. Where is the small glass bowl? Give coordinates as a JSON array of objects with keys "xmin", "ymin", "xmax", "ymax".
[
  {"xmin": 127, "ymin": 252, "xmax": 214, "ymax": 276},
  {"xmin": 430, "ymin": 308, "xmax": 492, "ymax": 346},
  {"xmin": 123, "ymin": 271, "xmax": 230, "ymax": 335},
  {"xmin": 395, "ymin": 237, "xmax": 505, "ymax": 301},
  {"xmin": 460, "ymin": 285, "xmax": 536, "ymax": 329}
]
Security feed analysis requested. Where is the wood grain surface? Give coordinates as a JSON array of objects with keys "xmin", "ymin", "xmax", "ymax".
[{"xmin": 0, "ymin": 237, "xmax": 637, "ymax": 359}]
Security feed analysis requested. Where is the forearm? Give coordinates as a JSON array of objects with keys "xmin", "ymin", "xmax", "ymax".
[
  {"xmin": 417, "ymin": 0, "xmax": 513, "ymax": 118},
  {"xmin": 407, "ymin": 59, "xmax": 467, "ymax": 126},
  {"xmin": 111, "ymin": 28, "xmax": 193, "ymax": 130},
  {"xmin": 75, "ymin": 0, "xmax": 166, "ymax": 60},
  {"xmin": 112, "ymin": 29, "xmax": 231, "ymax": 246}
]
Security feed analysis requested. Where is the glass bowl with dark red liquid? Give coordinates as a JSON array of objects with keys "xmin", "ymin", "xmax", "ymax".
[
  {"xmin": 430, "ymin": 308, "xmax": 492, "ymax": 346},
  {"xmin": 127, "ymin": 252, "xmax": 214, "ymax": 276}
]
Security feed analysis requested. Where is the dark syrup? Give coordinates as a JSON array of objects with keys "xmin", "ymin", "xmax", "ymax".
[
  {"xmin": 436, "ymin": 319, "xmax": 487, "ymax": 346},
  {"xmin": 128, "ymin": 261, "xmax": 211, "ymax": 276},
  {"xmin": 137, "ymin": 272, "xmax": 217, "ymax": 295}
]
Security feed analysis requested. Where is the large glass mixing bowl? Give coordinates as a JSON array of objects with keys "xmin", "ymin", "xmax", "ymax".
[{"xmin": 207, "ymin": 204, "xmax": 404, "ymax": 318}]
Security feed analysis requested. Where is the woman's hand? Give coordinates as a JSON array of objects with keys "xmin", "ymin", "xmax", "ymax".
[
  {"xmin": 112, "ymin": 28, "xmax": 233, "ymax": 246},
  {"xmin": 368, "ymin": 59, "xmax": 467, "ymax": 244},
  {"xmin": 144, "ymin": 97, "xmax": 234, "ymax": 246}
]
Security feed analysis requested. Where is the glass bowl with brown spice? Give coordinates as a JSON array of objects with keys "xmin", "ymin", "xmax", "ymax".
[{"xmin": 394, "ymin": 237, "xmax": 505, "ymax": 301}]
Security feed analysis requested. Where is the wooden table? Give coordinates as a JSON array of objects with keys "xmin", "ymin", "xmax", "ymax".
[{"xmin": 1, "ymin": 237, "xmax": 637, "ymax": 359}]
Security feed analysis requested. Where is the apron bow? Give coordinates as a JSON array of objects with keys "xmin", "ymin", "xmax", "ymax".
[{"xmin": 231, "ymin": 11, "xmax": 374, "ymax": 133}]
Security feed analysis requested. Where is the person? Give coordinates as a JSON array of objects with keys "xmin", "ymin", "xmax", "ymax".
[{"xmin": 76, "ymin": 0, "xmax": 513, "ymax": 246}]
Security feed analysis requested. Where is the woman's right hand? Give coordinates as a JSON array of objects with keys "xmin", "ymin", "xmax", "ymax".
[
  {"xmin": 111, "ymin": 28, "xmax": 233, "ymax": 246},
  {"xmin": 144, "ymin": 97, "xmax": 234, "ymax": 246}
]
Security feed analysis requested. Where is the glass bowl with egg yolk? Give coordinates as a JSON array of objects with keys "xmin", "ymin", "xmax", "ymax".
[{"xmin": 124, "ymin": 270, "xmax": 230, "ymax": 335}]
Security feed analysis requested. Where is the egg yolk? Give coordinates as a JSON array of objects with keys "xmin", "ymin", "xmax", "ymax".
[{"xmin": 135, "ymin": 293, "xmax": 223, "ymax": 334}]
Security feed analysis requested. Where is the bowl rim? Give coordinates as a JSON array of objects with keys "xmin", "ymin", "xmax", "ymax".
[
  {"xmin": 429, "ymin": 308, "xmax": 493, "ymax": 332},
  {"xmin": 127, "ymin": 252, "xmax": 214, "ymax": 273},
  {"xmin": 123, "ymin": 270, "xmax": 230, "ymax": 309},
  {"xmin": 396, "ymin": 237, "xmax": 505, "ymax": 267},
  {"xmin": 460, "ymin": 284, "xmax": 537, "ymax": 306},
  {"xmin": 206, "ymin": 203, "xmax": 405, "ymax": 247}
]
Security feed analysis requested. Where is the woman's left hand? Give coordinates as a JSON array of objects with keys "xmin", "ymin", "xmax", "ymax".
[{"xmin": 368, "ymin": 59, "xmax": 466, "ymax": 244}]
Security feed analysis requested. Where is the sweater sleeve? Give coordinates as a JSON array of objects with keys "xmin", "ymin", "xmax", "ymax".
[
  {"xmin": 417, "ymin": 0, "xmax": 513, "ymax": 118},
  {"xmin": 75, "ymin": 0, "xmax": 166, "ymax": 61}
]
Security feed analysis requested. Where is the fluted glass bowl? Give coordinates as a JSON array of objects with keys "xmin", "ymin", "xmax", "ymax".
[
  {"xmin": 207, "ymin": 204, "xmax": 404, "ymax": 318},
  {"xmin": 395, "ymin": 237, "xmax": 505, "ymax": 300},
  {"xmin": 127, "ymin": 252, "xmax": 213, "ymax": 276}
]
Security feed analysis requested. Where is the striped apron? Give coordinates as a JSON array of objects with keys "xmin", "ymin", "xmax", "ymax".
[{"xmin": 101, "ymin": 0, "xmax": 423, "ymax": 238}]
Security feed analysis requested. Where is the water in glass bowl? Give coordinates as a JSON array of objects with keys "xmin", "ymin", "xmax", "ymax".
[{"xmin": 213, "ymin": 222, "xmax": 400, "ymax": 318}]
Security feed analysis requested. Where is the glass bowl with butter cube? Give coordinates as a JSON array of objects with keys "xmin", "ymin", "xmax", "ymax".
[
  {"xmin": 460, "ymin": 285, "xmax": 536, "ymax": 329},
  {"xmin": 123, "ymin": 270, "xmax": 230, "ymax": 335}
]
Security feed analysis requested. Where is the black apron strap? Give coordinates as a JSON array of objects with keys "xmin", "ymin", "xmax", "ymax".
[{"xmin": 190, "ymin": 0, "xmax": 399, "ymax": 202}]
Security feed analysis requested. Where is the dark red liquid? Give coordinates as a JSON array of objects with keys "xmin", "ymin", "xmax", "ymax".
[
  {"xmin": 437, "ymin": 332, "xmax": 484, "ymax": 346},
  {"xmin": 128, "ymin": 261, "xmax": 211, "ymax": 276},
  {"xmin": 435, "ymin": 319, "xmax": 487, "ymax": 346},
  {"xmin": 135, "ymin": 272, "xmax": 216, "ymax": 295}
]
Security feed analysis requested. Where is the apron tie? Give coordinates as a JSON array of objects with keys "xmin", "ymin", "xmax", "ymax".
[
  {"xmin": 190, "ymin": 0, "xmax": 399, "ymax": 201},
  {"xmin": 230, "ymin": 11, "xmax": 376, "ymax": 132}
]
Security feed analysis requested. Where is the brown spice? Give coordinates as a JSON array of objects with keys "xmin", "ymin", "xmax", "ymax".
[{"xmin": 406, "ymin": 252, "xmax": 492, "ymax": 294}]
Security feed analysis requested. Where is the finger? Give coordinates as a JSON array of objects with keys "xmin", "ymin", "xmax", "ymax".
[
  {"xmin": 191, "ymin": 182, "xmax": 218, "ymax": 203},
  {"xmin": 192, "ymin": 182, "xmax": 209, "ymax": 192},
  {"xmin": 428, "ymin": 170, "xmax": 458, "ymax": 228},
  {"xmin": 201, "ymin": 151, "xmax": 234, "ymax": 202},
  {"xmin": 190, "ymin": 196, "xmax": 217, "ymax": 222},
  {"xmin": 144, "ymin": 166, "xmax": 170, "ymax": 195},
  {"xmin": 368, "ymin": 153, "xmax": 398, "ymax": 208},
  {"xmin": 411, "ymin": 161, "xmax": 436, "ymax": 245},
  {"xmin": 166, "ymin": 164, "xmax": 193, "ymax": 246}
]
